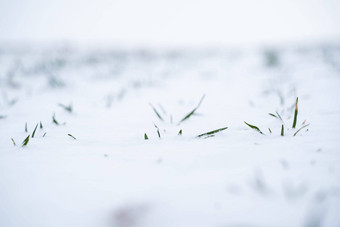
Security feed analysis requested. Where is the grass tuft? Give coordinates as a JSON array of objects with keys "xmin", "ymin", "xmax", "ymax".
[
  {"xmin": 178, "ymin": 129, "xmax": 182, "ymax": 135},
  {"xmin": 196, "ymin": 126, "xmax": 228, "ymax": 138},
  {"xmin": 244, "ymin": 121, "xmax": 264, "ymax": 135},
  {"xmin": 144, "ymin": 133, "xmax": 148, "ymax": 140},
  {"xmin": 22, "ymin": 135, "xmax": 30, "ymax": 147},
  {"xmin": 178, "ymin": 95, "xmax": 205, "ymax": 125}
]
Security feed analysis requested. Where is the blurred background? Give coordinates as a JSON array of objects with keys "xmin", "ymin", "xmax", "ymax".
[
  {"xmin": 0, "ymin": 0, "xmax": 339, "ymax": 47},
  {"xmin": 1, "ymin": 1, "xmax": 340, "ymax": 227}
]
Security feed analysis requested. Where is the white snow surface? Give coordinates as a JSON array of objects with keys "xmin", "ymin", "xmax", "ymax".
[{"xmin": 0, "ymin": 44, "xmax": 340, "ymax": 227}]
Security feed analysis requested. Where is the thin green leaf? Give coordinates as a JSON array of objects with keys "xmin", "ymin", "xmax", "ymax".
[
  {"xmin": 196, "ymin": 126, "xmax": 228, "ymax": 138},
  {"xmin": 43, "ymin": 132, "xmax": 47, "ymax": 137},
  {"xmin": 269, "ymin": 112, "xmax": 283, "ymax": 123},
  {"xmin": 153, "ymin": 123, "xmax": 161, "ymax": 138},
  {"xmin": 293, "ymin": 124, "xmax": 310, "ymax": 136},
  {"xmin": 68, "ymin": 134, "xmax": 77, "ymax": 140},
  {"xmin": 52, "ymin": 114, "xmax": 59, "ymax": 125},
  {"xmin": 158, "ymin": 104, "xmax": 167, "ymax": 115},
  {"xmin": 268, "ymin": 113, "xmax": 277, "ymax": 118},
  {"xmin": 244, "ymin": 121, "xmax": 264, "ymax": 135},
  {"xmin": 178, "ymin": 94, "xmax": 205, "ymax": 125},
  {"xmin": 31, "ymin": 124, "xmax": 38, "ymax": 138},
  {"xmin": 281, "ymin": 124, "xmax": 284, "ymax": 136},
  {"xmin": 22, "ymin": 135, "xmax": 30, "ymax": 147},
  {"xmin": 40, "ymin": 121, "xmax": 43, "ymax": 129},
  {"xmin": 11, "ymin": 138, "xmax": 16, "ymax": 146},
  {"xmin": 268, "ymin": 128, "xmax": 272, "ymax": 133},
  {"xmin": 178, "ymin": 129, "xmax": 182, "ymax": 136},
  {"xmin": 25, "ymin": 122, "xmax": 28, "ymax": 132},
  {"xmin": 52, "ymin": 114, "xmax": 65, "ymax": 125},
  {"xmin": 149, "ymin": 103, "xmax": 164, "ymax": 121},
  {"xmin": 58, "ymin": 103, "xmax": 72, "ymax": 113},
  {"xmin": 144, "ymin": 133, "xmax": 148, "ymax": 140},
  {"xmin": 292, "ymin": 97, "xmax": 298, "ymax": 128},
  {"xmin": 276, "ymin": 111, "xmax": 283, "ymax": 122}
]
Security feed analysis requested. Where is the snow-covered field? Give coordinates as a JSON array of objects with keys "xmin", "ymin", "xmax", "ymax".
[{"xmin": 1, "ymin": 44, "xmax": 340, "ymax": 227}]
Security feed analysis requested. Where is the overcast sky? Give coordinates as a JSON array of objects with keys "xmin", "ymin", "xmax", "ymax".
[{"xmin": 0, "ymin": 0, "xmax": 339, "ymax": 47}]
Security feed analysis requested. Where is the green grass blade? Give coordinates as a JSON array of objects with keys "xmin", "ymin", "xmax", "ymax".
[
  {"xmin": 281, "ymin": 124, "xmax": 284, "ymax": 136},
  {"xmin": 178, "ymin": 95, "xmax": 205, "ymax": 125},
  {"xmin": 269, "ymin": 112, "xmax": 283, "ymax": 123},
  {"xmin": 293, "ymin": 124, "xmax": 310, "ymax": 136},
  {"xmin": 268, "ymin": 128, "xmax": 272, "ymax": 133},
  {"xmin": 179, "ymin": 109, "xmax": 196, "ymax": 124},
  {"xmin": 52, "ymin": 114, "xmax": 65, "ymax": 125},
  {"xmin": 11, "ymin": 138, "xmax": 16, "ymax": 146},
  {"xmin": 292, "ymin": 97, "xmax": 298, "ymax": 128},
  {"xmin": 68, "ymin": 134, "xmax": 77, "ymax": 140},
  {"xmin": 58, "ymin": 103, "xmax": 73, "ymax": 113},
  {"xmin": 196, "ymin": 126, "xmax": 228, "ymax": 138},
  {"xmin": 276, "ymin": 111, "xmax": 283, "ymax": 122},
  {"xmin": 40, "ymin": 121, "xmax": 43, "ymax": 129},
  {"xmin": 158, "ymin": 104, "xmax": 167, "ymax": 115},
  {"xmin": 244, "ymin": 121, "xmax": 264, "ymax": 135},
  {"xmin": 43, "ymin": 132, "xmax": 47, "ymax": 137},
  {"xmin": 153, "ymin": 123, "xmax": 161, "ymax": 138},
  {"xmin": 149, "ymin": 103, "xmax": 164, "ymax": 121},
  {"xmin": 52, "ymin": 114, "xmax": 59, "ymax": 125},
  {"xmin": 144, "ymin": 133, "xmax": 148, "ymax": 140},
  {"xmin": 22, "ymin": 134, "xmax": 30, "ymax": 147},
  {"xmin": 31, "ymin": 123, "xmax": 38, "ymax": 138},
  {"xmin": 178, "ymin": 129, "xmax": 182, "ymax": 135},
  {"xmin": 25, "ymin": 122, "xmax": 28, "ymax": 132},
  {"xmin": 268, "ymin": 113, "xmax": 277, "ymax": 118}
]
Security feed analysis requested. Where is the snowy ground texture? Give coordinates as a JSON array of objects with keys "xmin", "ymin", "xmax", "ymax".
[{"xmin": 1, "ymin": 44, "xmax": 340, "ymax": 227}]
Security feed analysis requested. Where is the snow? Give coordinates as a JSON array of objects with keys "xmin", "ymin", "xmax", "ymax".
[{"xmin": 0, "ymin": 44, "xmax": 340, "ymax": 227}]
